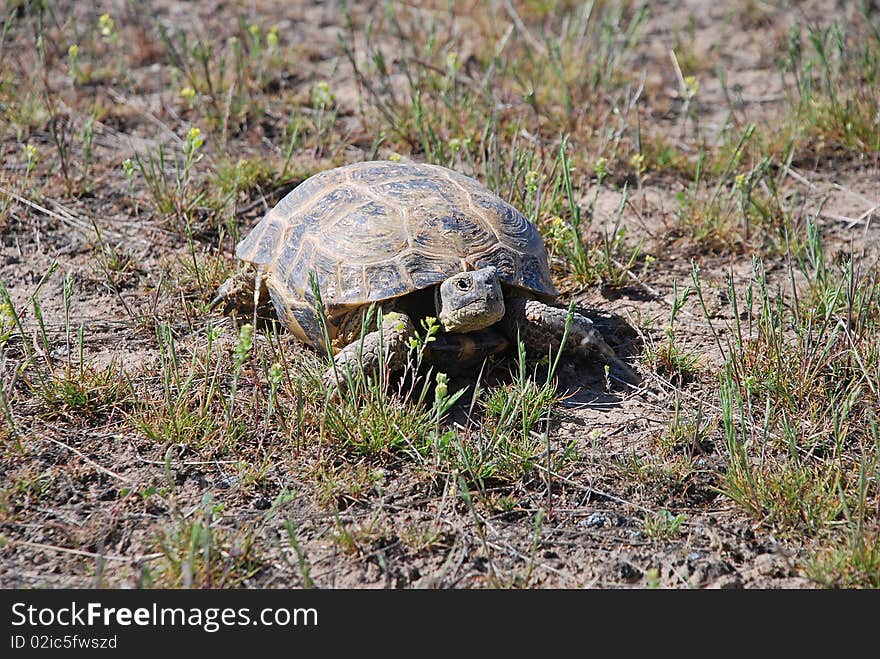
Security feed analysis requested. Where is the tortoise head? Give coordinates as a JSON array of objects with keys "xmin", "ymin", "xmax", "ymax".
[
  {"xmin": 437, "ymin": 266, "xmax": 505, "ymax": 333},
  {"xmin": 210, "ymin": 265, "xmax": 268, "ymax": 315}
]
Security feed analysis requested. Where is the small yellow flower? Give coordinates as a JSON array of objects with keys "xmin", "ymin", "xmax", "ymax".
[
  {"xmin": 447, "ymin": 137, "xmax": 470, "ymax": 156},
  {"xmin": 268, "ymin": 362, "xmax": 283, "ymax": 385},
  {"xmin": 594, "ymin": 156, "xmax": 608, "ymax": 178},
  {"xmin": 388, "ymin": 152, "xmax": 402, "ymax": 162},
  {"xmin": 0, "ymin": 302, "xmax": 13, "ymax": 342},
  {"xmin": 545, "ymin": 215, "xmax": 570, "ymax": 249},
  {"xmin": 234, "ymin": 323, "xmax": 254, "ymax": 363},
  {"xmin": 630, "ymin": 153, "xmax": 646, "ymax": 174},
  {"xmin": 22, "ymin": 144, "xmax": 39, "ymax": 172},
  {"xmin": 266, "ymin": 26, "xmax": 280, "ymax": 49},
  {"xmin": 67, "ymin": 44, "xmax": 79, "ymax": 59},
  {"xmin": 98, "ymin": 14, "xmax": 115, "ymax": 38},
  {"xmin": 248, "ymin": 24, "xmax": 260, "ymax": 38},
  {"xmin": 734, "ymin": 173, "xmax": 746, "ymax": 190},
  {"xmin": 683, "ymin": 75, "xmax": 699, "ymax": 99},
  {"xmin": 525, "ymin": 170, "xmax": 540, "ymax": 192},
  {"xmin": 434, "ymin": 372, "xmax": 449, "ymax": 403},
  {"xmin": 187, "ymin": 127, "xmax": 204, "ymax": 149},
  {"xmin": 311, "ymin": 81, "xmax": 335, "ymax": 108},
  {"xmin": 180, "ymin": 86, "xmax": 196, "ymax": 101}
]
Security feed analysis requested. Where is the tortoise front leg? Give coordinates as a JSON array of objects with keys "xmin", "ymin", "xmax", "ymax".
[
  {"xmin": 502, "ymin": 297, "xmax": 637, "ymax": 382},
  {"xmin": 322, "ymin": 311, "xmax": 415, "ymax": 392}
]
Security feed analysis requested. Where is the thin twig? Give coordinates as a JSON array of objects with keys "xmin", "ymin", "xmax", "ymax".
[
  {"xmin": 11, "ymin": 539, "xmax": 162, "ymax": 563},
  {"xmin": 502, "ymin": 0, "xmax": 547, "ymax": 55},
  {"xmin": 0, "ymin": 187, "xmax": 93, "ymax": 238},
  {"xmin": 42, "ymin": 435, "xmax": 132, "ymax": 483}
]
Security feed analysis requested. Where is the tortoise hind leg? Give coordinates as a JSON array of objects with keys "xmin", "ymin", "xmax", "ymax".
[
  {"xmin": 502, "ymin": 297, "xmax": 638, "ymax": 383},
  {"xmin": 323, "ymin": 311, "xmax": 416, "ymax": 393}
]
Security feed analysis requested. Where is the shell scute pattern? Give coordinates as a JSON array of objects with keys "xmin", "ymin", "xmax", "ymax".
[
  {"xmin": 346, "ymin": 160, "xmax": 416, "ymax": 186},
  {"xmin": 408, "ymin": 205, "xmax": 494, "ymax": 257},
  {"xmin": 284, "ymin": 239, "xmax": 314, "ymax": 297},
  {"xmin": 399, "ymin": 250, "xmax": 461, "ymax": 288},
  {"xmin": 364, "ymin": 261, "xmax": 411, "ymax": 301},
  {"xmin": 337, "ymin": 264, "xmax": 367, "ymax": 304},
  {"xmin": 327, "ymin": 200, "xmax": 407, "ymax": 263},
  {"xmin": 235, "ymin": 212, "xmax": 284, "ymax": 264},
  {"xmin": 271, "ymin": 233, "xmax": 300, "ymax": 285},
  {"xmin": 285, "ymin": 299, "xmax": 322, "ymax": 347},
  {"xmin": 308, "ymin": 248, "xmax": 342, "ymax": 301},
  {"xmin": 470, "ymin": 245, "xmax": 517, "ymax": 282},
  {"xmin": 520, "ymin": 252, "xmax": 555, "ymax": 293},
  {"xmin": 377, "ymin": 176, "xmax": 444, "ymax": 199},
  {"xmin": 305, "ymin": 187, "xmax": 358, "ymax": 225}
]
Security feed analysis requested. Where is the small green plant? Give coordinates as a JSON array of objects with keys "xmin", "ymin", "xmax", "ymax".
[
  {"xmin": 228, "ymin": 322, "xmax": 253, "ymax": 422},
  {"xmin": 1, "ymin": 267, "xmax": 126, "ymax": 420},
  {"xmin": 78, "ymin": 107, "xmax": 98, "ymax": 192},
  {"xmin": 151, "ymin": 493, "xmax": 261, "ymax": 588},
  {"xmin": 283, "ymin": 518, "xmax": 314, "ymax": 588},
  {"xmin": 777, "ymin": 18, "xmax": 880, "ymax": 159},
  {"xmin": 67, "ymin": 43, "xmax": 82, "ymax": 83},
  {"xmin": 703, "ymin": 227, "xmax": 879, "ymax": 544},
  {"xmin": 133, "ymin": 126, "xmax": 210, "ymax": 229},
  {"xmin": 643, "ymin": 509, "xmax": 685, "ymax": 540},
  {"xmin": 130, "ymin": 321, "xmax": 247, "ymax": 451},
  {"xmin": 458, "ymin": 310, "xmax": 574, "ymax": 487},
  {"xmin": 544, "ymin": 139, "xmax": 641, "ymax": 287},
  {"xmin": 156, "ymin": 18, "xmax": 287, "ymax": 132},
  {"xmin": 309, "ymin": 81, "xmax": 338, "ymax": 156},
  {"xmin": 22, "ymin": 143, "xmax": 39, "ymax": 178},
  {"xmin": 660, "ymin": 391, "xmax": 713, "ymax": 456},
  {"xmin": 806, "ymin": 523, "xmax": 880, "ymax": 589},
  {"xmin": 645, "ymin": 278, "xmax": 701, "ymax": 385}
]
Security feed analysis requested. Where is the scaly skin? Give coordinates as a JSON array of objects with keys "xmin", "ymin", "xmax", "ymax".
[
  {"xmin": 211, "ymin": 265, "xmax": 268, "ymax": 314},
  {"xmin": 502, "ymin": 296, "xmax": 637, "ymax": 381},
  {"xmin": 322, "ymin": 311, "xmax": 415, "ymax": 392}
]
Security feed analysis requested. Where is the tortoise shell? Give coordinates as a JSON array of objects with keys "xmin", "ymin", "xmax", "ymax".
[{"xmin": 235, "ymin": 160, "xmax": 558, "ymax": 347}]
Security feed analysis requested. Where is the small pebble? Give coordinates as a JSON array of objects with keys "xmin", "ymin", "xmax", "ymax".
[
  {"xmin": 580, "ymin": 512, "xmax": 607, "ymax": 528},
  {"xmin": 217, "ymin": 475, "xmax": 238, "ymax": 489}
]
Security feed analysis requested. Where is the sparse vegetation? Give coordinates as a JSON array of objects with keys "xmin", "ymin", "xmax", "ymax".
[{"xmin": 1, "ymin": 0, "xmax": 878, "ymax": 589}]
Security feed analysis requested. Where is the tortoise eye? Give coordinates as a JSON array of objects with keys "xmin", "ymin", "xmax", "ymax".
[{"xmin": 455, "ymin": 278, "xmax": 470, "ymax": 291}]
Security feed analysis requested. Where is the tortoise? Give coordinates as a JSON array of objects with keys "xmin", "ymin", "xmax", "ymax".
[{"xmin": 213, "ymin": 160, "xmax": 631, "ymax": 388}]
